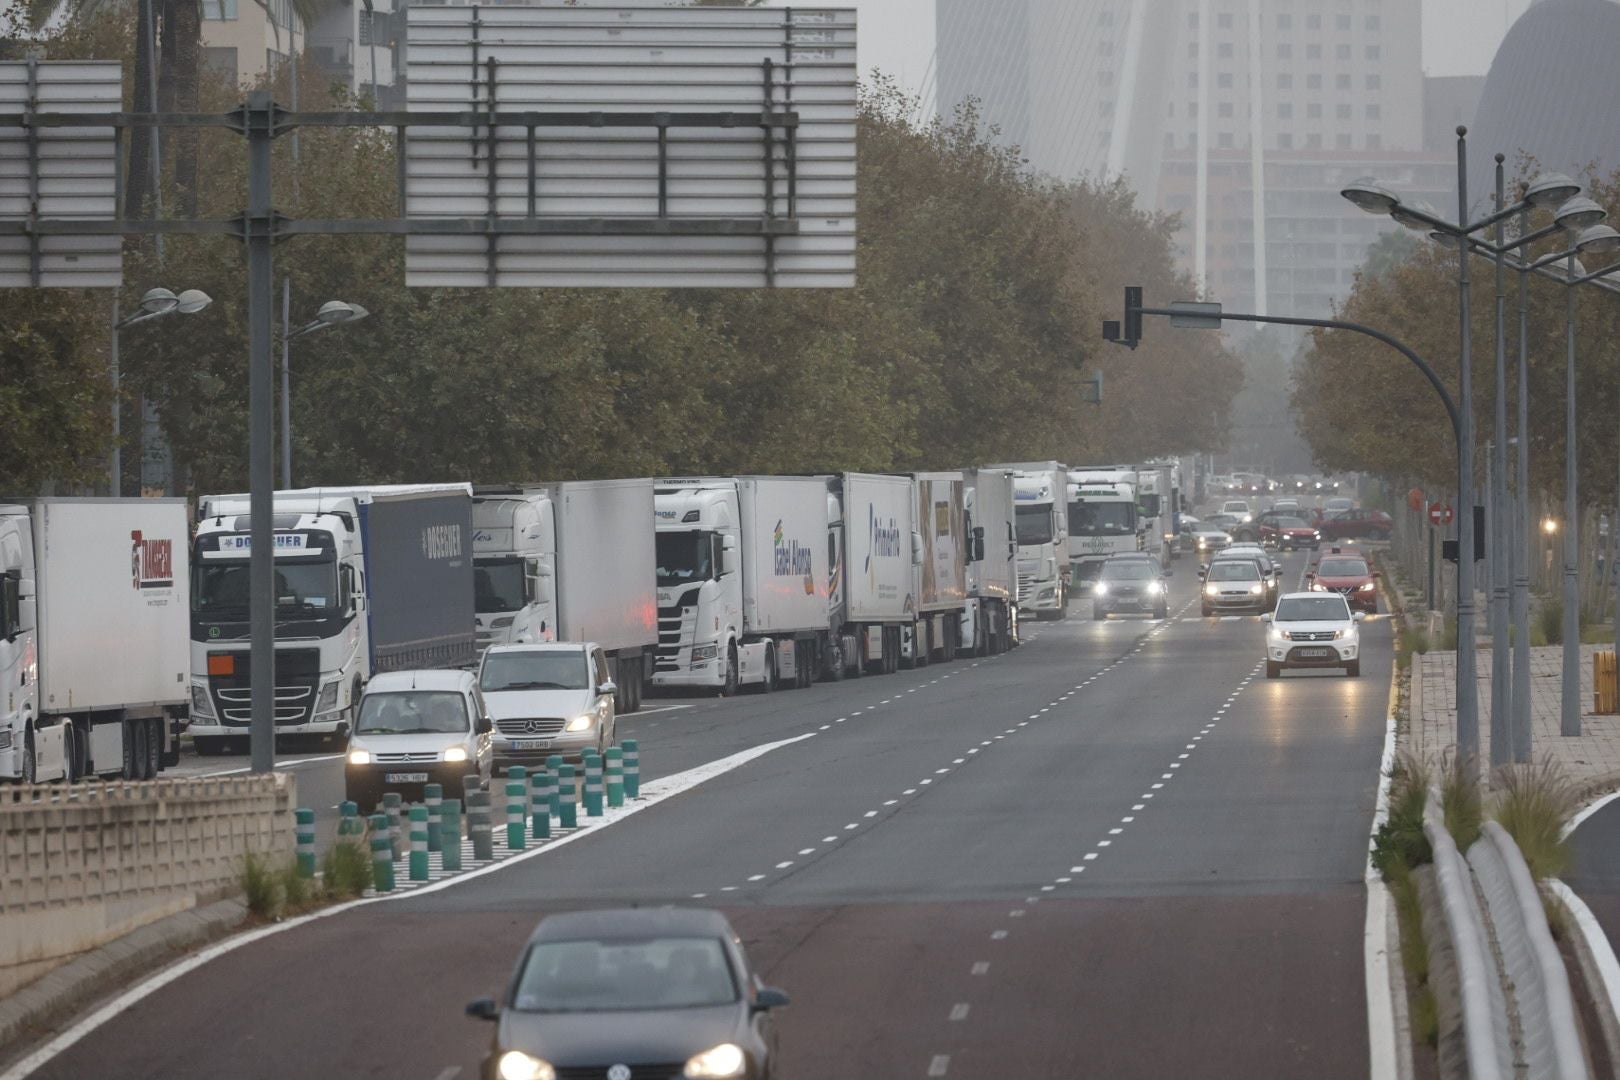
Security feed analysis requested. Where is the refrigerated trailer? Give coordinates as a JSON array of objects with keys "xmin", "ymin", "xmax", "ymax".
[
  {"xmin": 961, "ymin": 468, "xmax": 1018, "ymax": 655},
  {"xmin": 473, "ymin": 482, "xmax": 657, "ymax": 712},
  {"xmin": 189, "ymin": 486, "xmax": 475, "ymax": 753},
  {"xmin": 833, "ymin": 472, "xmax": 917, "ymax": 676},
  {"xmin": 907, "ymin": 472, "xmax": 967, "ymax": 664},
  {"xmin": 0, "ymin": 499, "xmax": 188, "ymax": 782}
]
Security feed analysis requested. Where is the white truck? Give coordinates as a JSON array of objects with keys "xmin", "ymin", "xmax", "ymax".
[
  {"xmin": 992, "ymin": 462, "xmax": 1071, "ymax": 620},
  {"xmin": 189, "ymin": 485, "xmax": 475, "ymax": 754},
  {"xmin": 907, "ymin": 473, "xmax": 968, "ymax": 665},
  {"xmin": 832, "ymin": 472, "xmax": 917, "ymax": 677},
  {"xmin": 1066, "ymin": 468, "xmax": 1142, "ymax": 585},
  {"xmin": 472, "ymin": 482, "xmax": 656, "ymax": 713},
  {"xmin": 1136, "ymin": 463, "xmax": 1180, "ymax": 565},
  {"xmin": 652, "ymin": 476, "xmax": 835, "ymax": 695},
  {"xmin": 0, "ymin": 499, "xmax": 188, "ymax": 782},
  {"xmin": 960, "ymin": 468, "xmax": 1017, "ymax": 655}
]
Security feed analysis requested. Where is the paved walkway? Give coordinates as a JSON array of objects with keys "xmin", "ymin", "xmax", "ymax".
[{"xmin": 1412, "ymin": 643, "xmax": 1620, "ymax": 790}]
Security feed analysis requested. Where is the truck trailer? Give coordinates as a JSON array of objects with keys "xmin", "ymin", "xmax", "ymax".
[
  {"xmin": 472, "ymin": 481, "xmax": 657, "ymax": 713},
  {"xmin": 0, "ymin": 499, "xmax": 188, "ymax": 782},
  {"xmin": 189, "ymin": 486, "xmax": 475, "ymax": 754},
  {"xmin": 907, "ymin": 472, "xmax": 968, "ymax": 664},
  {"xmin": 961, "ymin": 468, "xmax": 1017, "ymax": 655},
  {"xmin": 833, "ymin": 473, "xmax": 917, "ymax": 676}
]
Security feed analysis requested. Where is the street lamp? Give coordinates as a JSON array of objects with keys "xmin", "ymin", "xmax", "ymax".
[
  {"xmin": 110, "ymin": 287, "xmax": 213, "ymax": 494},
  {"xmin": 278, "ymin": 287, "xmax": 370, "ymax": 488}
]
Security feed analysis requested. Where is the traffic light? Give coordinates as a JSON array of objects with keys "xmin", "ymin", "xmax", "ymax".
[{"xmin": 1103, "ymin": 287, "xmax": 1143, "ymax": 350}]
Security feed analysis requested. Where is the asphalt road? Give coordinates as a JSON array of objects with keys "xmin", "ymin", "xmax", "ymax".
[
  {"xmin": 25, "ymin": 548, "xmax": 1393, "ymax": 1080},
  {"xmin": 1565, "ymin": 800, "xmax": 1620, "ymax": 956}
]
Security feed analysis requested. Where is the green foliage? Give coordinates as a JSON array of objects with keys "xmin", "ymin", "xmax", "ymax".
[
  {"xmin": 279, "ymin": 860, "xmax": 313, "ymax": 912},
  {"xmin": 320, "ymin": 835, "xmax": 373, "ymax": 900},
  {"xmin": 1409, "ymin": 627, "xmax": 1431, "ymax": 655},
  {"xmin": 240, "ymin": 851, "xmax": 280, "ymax": 918},
  {"xmin": 1539, "ymin": 598, "xmax": 1564, "ymax": 646},
  {"xmin": 1492, "ymin": 759, "xmax": 1580, "ymax": 880},
  {"xmin": 1439, "ymin": 752, "xmax": 1483, "ymax": 851},
  {"xmin": 1371, "ymin": 753, "xmax": 1433, "ymax": 881},
  {"xmin": 1439, "ymin": 620, "xmax": 1459, "ymax": 651}
]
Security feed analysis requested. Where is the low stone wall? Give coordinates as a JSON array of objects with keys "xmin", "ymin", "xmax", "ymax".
[{"xmin": 0, "ymin": 774, "xmax": 295, "ymax": 998}]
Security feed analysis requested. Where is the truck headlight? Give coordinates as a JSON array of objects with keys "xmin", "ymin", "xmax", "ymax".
[
  {"xmin": 690, "ymin": 644, "xmax": 718, "ymax": 662},
  {"xmin": 190, "ymin": 684, "xmax": 215, "ymax": 719},
  {"xmin": 348, "ymin": 749, "xmax": 372, "ymax": 765},
  {"xmin": 565, "ymin": 714, "xmax": 594, "ymax": 732},
  {"xmin": 315, "ymin": 680, "xmax": 341, "ymax": 714}
]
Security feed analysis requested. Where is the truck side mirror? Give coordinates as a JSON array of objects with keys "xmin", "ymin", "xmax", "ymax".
[
  {"xmin": 972, "ymin": 526, "xmax": 986, "ymax": 562},
  {"xmin": 911, "ymin": 532, "xmax": 924, "ymax": 567},
  {"xmin": 0, "ymin": 572, "xmax": 18, "ymax": 642}
]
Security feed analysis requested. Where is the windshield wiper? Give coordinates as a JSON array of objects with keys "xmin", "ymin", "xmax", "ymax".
[{"xmin": 497, "ymin": 681, "xmax": 571, "ymax": 690}]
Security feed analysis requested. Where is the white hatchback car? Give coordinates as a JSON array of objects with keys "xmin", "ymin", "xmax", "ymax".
[{"xmin": 1263, "ymin": 592, "xmax": 1364, "ymax": 678}]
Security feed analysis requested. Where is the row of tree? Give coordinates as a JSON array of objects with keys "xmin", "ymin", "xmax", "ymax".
[{"xmin": 1, "ymin": 6, "xmax": 1241, "ymax": 495}]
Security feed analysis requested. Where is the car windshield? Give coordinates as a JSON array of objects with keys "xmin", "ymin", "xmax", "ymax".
[
  {"xmin": 1274, "ymin": 517, "xmax": 1309, "ymax": 528},
  {"xmin": 1015, "ymin": 505, "xmax": 1054, "ymax": 545},
  {"xmin": 474, "ymin": 558, "xmax": 525, "ymax": 615},
  {"xmin": 656, "ymin": 531, "xmax": 714, "ymax": 587},
  {"xmin": 355, "ymin": 691, "xmax": 469, "ymax": 735},
  {"xmin": 1101, "ymin": 561, "xmax": 1154, "ymax": 581},
  {"xmin": 1207, "ymin": 562, "xmax": 1259, "ymax": 581},
  {"xmin": 512, "ymin": 936, "xmax": 738, "ymax": 1012},
  {"xmin": 1276, "ymin": 597, "xmax": 1352, "ymax": 622},
  {"xmin": 1070, "ymin": 501, "xmax": 1136, "ymax": 535},
  {"xmin": 1318, "ymin": 559, "xmax": 1370, "ymax": 577},
  {"xmin": 480, "ymin": 651, "xmax": 591, "ymax": 692},
  {"xmin": 1221, "ymin": 503, "xmax": 1248, "ymax": 514}
]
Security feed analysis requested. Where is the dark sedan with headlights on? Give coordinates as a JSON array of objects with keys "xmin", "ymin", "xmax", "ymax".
[{"xmin": 467, "ymin": 907, "xmax": 788, "ymax": 1080}]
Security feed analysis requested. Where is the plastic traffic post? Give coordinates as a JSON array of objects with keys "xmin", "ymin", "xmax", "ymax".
[
  {"xmin": 467, "ymin": 790, "xmax": 494, "ymax": 861},
  {"xmin": 530, "ymin": 768, "xmax": 552, "ymax": 840},
  {"xmin": 424, "ymin": 783, "xmax": 443, "ymax": 853},
  {"xmin": 505, "ymin": 766, "xmax": 527, "ymax": 850},
  {"xmin": 294, "ymin": 808, "xmax": 316, "ymax": 878},
  {"xmin": 440, "ymin": 799, "xmax": 463, "ymax": 872},
  {"xmin": 545, "ymin": 755, "xmax": 564, "ymax": 817},
  {"xmin": 583, "ymin": 751, "xmax": 604, "ymax": 818},
  {"xmin": 338, "ymin": 800, "xmax": 359, "ymax": 839},
  {"xmin": 369, "ymin": 814, "xmax": 394, "ymax": 892},
  {"xmin": 605, "ymin": 747, "xmax": 625, "ymax": 808},
  {"xmin": 383, "ymin": 793, "xmax": 403, "ymax": 861},
  {"xmin": 558, "ymin": 763, "xmax": 577, "ymax": 828},
  {"xmin": 408, "ymin": 805, "xmax": 429, "ymax": 882},
  {"xmin": 622, "ymin": 739, "xmax": 640, "ymax": 799}
]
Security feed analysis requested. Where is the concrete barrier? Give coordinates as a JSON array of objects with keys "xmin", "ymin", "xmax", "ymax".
[{"xmin": 0, "ymin": 774, "xmax": 295, "ymax": 999}]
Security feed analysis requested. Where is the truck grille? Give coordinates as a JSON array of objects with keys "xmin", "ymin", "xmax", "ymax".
[
  {"xmin": 208, "ymin": 648, "xmax": 321, "ymax": 727},
  {"xmin": 655, "ymin": 587, "xmax": 700, "ymax": 672},
  {"xmin": 1016, "ymin": 573, "xmax": 1035, "ymax": 603},
  {"xmin": 496, "ymin": 718, "xmax": 567, "ymax": 737}
]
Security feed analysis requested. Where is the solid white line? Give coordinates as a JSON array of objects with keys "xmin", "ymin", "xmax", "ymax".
[
  {"xmin": 928, "ymin": 1054, "xmax": 951, "ymax": 1077},
  {"xmin": 1563, "ymin": 789, "xmax": 1620, "ymax": 841},
  {"xmin": 0, "ymin": 731, "xmax": 818, "ymax": 1080},
  {"xmin": 627, "ymin": 703, "xmax": 699, "ymax": 716},
  {"xmin": 432, "ymin": 1067, "xmax": 462, "ymax": 1080},
  {"xmin": 1362, "ymin": 686, "xmax": 1400, "ymax": 1080},
  {"xmin": 191, "ymin": 752, "xmax": 345, "ymax": 778},
  {"xmin": 1548, "ymin": 880, "xmax": 1620, "ymax": 1020}
]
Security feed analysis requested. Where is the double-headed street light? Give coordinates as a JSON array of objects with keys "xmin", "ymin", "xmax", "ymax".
[
  {"xmin": 278, "ymin": 287, "xmax": 370, "ymax": 488},
  {"xmin": 110, "ymin": 287, "xmax": 213, "ymax": 494}
]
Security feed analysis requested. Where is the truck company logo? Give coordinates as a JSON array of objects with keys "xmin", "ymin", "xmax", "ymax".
[
  {"xmin": 655, "ymin": 509, "xmax": 678, "ymax": 521},
  {"xmin": 130, "ymin": 530, "xmax": 175, "ymax": 591},
  {"xmin": 472, "ymin": 530, "xmax": 494, "ymax": 544},
  {"xmin": 866, "ymin": 505, "xmax": 901, "ymax": 568},
  {"xmin": 421, "ymin": 525, "xmax": 463, "ymax": 560}
]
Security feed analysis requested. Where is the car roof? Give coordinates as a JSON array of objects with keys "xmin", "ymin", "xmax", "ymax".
[
  {"xmin": 365, "ymin": 669, "xmax": 475, "ymax": 693},
  {"xmin": 484, "ymin": 642, "xmax": 595, "ymax": 656},
  {"xmin": 1279, "ymin": 591, "xmax": 1349, "ymax": 603},
  {"xmin": 529, "ymin": 907, "xmax": 734, "ymax": 944},
  {"xmin": 1106, "ymin": 552, "xmax": 1155, "ymax": 560}
]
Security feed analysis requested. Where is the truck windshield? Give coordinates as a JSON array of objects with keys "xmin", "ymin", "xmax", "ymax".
[
  {"xmin": 193, "ymin": 558, "xmax": 337, "ymax": 616},
  {"xmin": 355, "ymin": 690, "xmax": 469, "ymax": 734},
  {"xmin": 475, "ymin": 558, "xmax": 525, "ymax": 614},
  {"xmin": 1139, "ymin": 493, "xmax": 1162, "ymax": 518},
  {"xmin": 1070, "ymin": 502, "xmax": 1136, "ymax": 536},
  {"xmin": 1014, "ymin": 506, "xmax": 1053, "ymax": 546},
  {"xmin": 480, "ymin": 651, "xmax": 591, "ymax": 692},
  {"xmin": 656, "ymin": 531, "xmax": 714, "ymax": 587}
]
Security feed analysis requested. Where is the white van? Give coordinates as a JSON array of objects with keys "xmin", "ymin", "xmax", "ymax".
[{"xmin": 344, "ymin": 669, "xmax": 494, "ymax": 811}]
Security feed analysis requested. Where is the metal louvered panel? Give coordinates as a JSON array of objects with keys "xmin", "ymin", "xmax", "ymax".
[
  {"xmin": 404, "ymin": 4, "xmax": 856, "ymax": 288},
  {"xmin": 0, "ymin": 61, "xmax": 122, "ymax": 287}
]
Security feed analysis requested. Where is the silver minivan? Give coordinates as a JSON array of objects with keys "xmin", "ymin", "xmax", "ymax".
[{"xmin": 479, "ymin": 642, "xmax": 618, "ymax": 769}]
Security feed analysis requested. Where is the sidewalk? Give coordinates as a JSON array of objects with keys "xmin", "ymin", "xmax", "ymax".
[{"xmin": 1411, "ymin": 643, "xmax": 1620, "ymax": 792}]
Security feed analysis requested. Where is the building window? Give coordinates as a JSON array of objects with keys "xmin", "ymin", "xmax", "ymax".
[
  {"xmin": 201, "ymin": 0, "xmax": 236, "ymax": 18},
  {"xmin": 1188, "ymin": 71, "xmax": 1199, "ymax": 88},
  {"xmin": 1277, "ymin": 43, "xmax": 1292, "ymax": 59},
  {"xmin": 1188, "ymin": 11, "xmax": 1199, "ymax": 28},
  {"xmin": 1277, "ymin": 13, "xmax": 1292, "ymax": 30},
  {"xmin": 1366, "ymin": 74, "xmax": 1381, "ymax": 91},
  {"xmin": 1366, "ymin": 45, "xmax": 1381, "ymax": 61},
  {"xmin": 1336, "ymin": 14, "xmax": 1351, "ymax": 31},
  {"xmin": 202, "ymin": 45, "xmax": 237, "ymax": 79},
  {"xmin": 1278, "ymin": 102, "xmax": 1293, "ymax": 119},
  {"xmin": 1219, "ymin": 42, "xmax": 1234, "ymax": 59},
  {"xmin": 1167, "ymin": 101, "xmax": 1175, "ymax": 117},
  {"xmin": 1337, "ymin": 132, "xmax": 1353, "ymax": 149},
  {"xmin": 1278, "ymin": 132, "xmax": 1293, "ymax": 149},
  {"xmin": 1218, "ymin": 72, "xmax": 1233, "ymax": 89},
  {"xmin": 1367, "ymin": 14, "xmax": 1381, "ymax": 31},
  {"xmin": 1278, "ymin": 73, "xmax": 1293, "ymax": 89},
  {"xmin": 1098, "ymin": 9, "xmax": 1114, "ymax": 26},
  {"xmin": 1307, "ymin": 133, "xmax": 1323, "ymax": 149},
  {"xmin": 1099, "ymin": 70, "xmax": 1113, "ymax": 87},
  {"xmin": 1218, "ymin": 101, "xmax": 1234, "ymax": 118},
  {"xmin": 1188, "ymin": 133, "xmax": 1198, "ymax": 149},
  {"xmin": 1366, "ymin": 103, "xmax": 1381, "ymax": 120},
  {"xmin": 1218, "ymin": 12, "xmax": 1233, "ymax": 29},
  {"xmin": 1337, "ymin": 73, "xmax": 1352, "ymax": 90},
  {"xmin": 1188, "ymin": 42, "xmax": 1198, "ymax": 59},
  {"xmin": 1308, "ymin": 73, "xmax": 1322, "ymax": 90},
  {"xmin": 1164, "ymin": 132, "xmax": 1175, "ymax": 148},
  {"xmin": 1307, "ymin": 102, "xmax": 1322, "ymax": 119},
  {"xmin": 1336, "ymin": 44, "xmax": 1351, "ymax": 61},
  {"xmin": 1337, "ymin": 103, "xmax": 1352, "ymax": 120},
  {"xmin": 1219, "ymin": 132, "xmax": 1234, "ymax": 148},
  {"xmin": 358, "ymin": 8, "xmax": 374, "ymax": 46},
  {"xmin": 1307, "ymin": 13, "xmax": 1321, "ymax": 30},
  {"xmin": 1188, "ymin": 102, "xmax": 1198, "ymax": 118},
  {"xmin": 1366, "ymin": 133, "xmax": 1382, "ymax": 150},
  {"xmin": 1100, "ymin": 101, "xmax": 1114, "ymax": 117},
  {"xmin": 1307, "ymin": 43, "xmax": 1321, "ymax": 60},
  {"xmin": 1100, "ymin": 40, "xmax": 1114, "ymax": 56}
]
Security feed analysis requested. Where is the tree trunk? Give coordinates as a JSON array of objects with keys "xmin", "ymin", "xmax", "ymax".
[{"xmin": 159, "ymin": 0, "xmax": 201, "ymax": 216}]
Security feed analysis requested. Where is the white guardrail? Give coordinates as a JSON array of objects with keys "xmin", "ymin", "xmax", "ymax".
[{"xmin": 1423, "ymin": 793, "xmax": 1588, "ymax": 1079}]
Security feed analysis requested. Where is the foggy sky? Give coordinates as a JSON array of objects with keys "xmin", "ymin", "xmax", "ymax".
[{"xmin": 785, "ymin": 0, "xmax": 1546, "ymax": 97}]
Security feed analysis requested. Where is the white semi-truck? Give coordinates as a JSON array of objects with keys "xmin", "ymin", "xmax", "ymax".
[
  {"xmin": 652, "ymin": 476, "xmax": 836, "ymax": 694},
  {"xmin": 833, "ymin": 472, "xmax": 917, "ymax": 677},
  {"xmin": 471, "ymin": 482, "xmax": 656, "ymax": 713},
  {"xmin": 1136, "ymin": 462, "xmax": 1181, "ymax": 565},
  {"xmin": 189, "ymin": 486, "xmax": 475, "ymax": 754},
  {"xmin": 1067, "ymin": 468, "xmax": 1142, "ymax": 584},
  {"xmin": 0, "ymin": 499, "xmax": 188, "ymax": 782},
  {"xmin": 961, "ymin": 468, "xmax": 1017, "ymax": 655},
  {"xmin": 992, "ymin": 462, "xmax": 1070, "ymax": 619},
  {"xmin": 907, "ymin": 472, "xmax": 968, "ymax": 664}
]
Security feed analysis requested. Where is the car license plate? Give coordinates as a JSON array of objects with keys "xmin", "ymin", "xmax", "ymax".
[
  {"xmin": 1297, "ymin": 648, "xmax": 1333, "ymax": 659},
  {"xmin": 385, "ymin": 772, "xmax": 429, "ymax": 783},
  {"xmin": 512, "ymin": 739, "xmax": 551, "ymax": 751}
]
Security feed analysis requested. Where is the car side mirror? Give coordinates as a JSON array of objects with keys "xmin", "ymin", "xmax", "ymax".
[
  {"xmin": 466, "ymin": 997, "xmax": 499, "ymax": 1022},
  {"xmin": 598, "ymin": 680, "xmax": 617, "ymax": 698},
  {"xmin": 753, "ymin": 987, "xmax": 791, "ymax": 1011},
  {"xmin": 476, "ymin": 716, "xmax": 493, "ymax": 735},
  {"xmin": 1260, "ymin": 612, "xmax": 1273, "ymax": 623}
]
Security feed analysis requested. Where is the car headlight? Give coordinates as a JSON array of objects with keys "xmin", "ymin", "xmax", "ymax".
[
  {"xmin": 1248, "ymin": 584, "xmax": 1263, "ymax": 595},
  {"xmin": 1197, "ymin": 538, "xmax": 1208, "ymax": 549},
  {"xmin": 443, "ymin": 746, "xmax": 468, "ymax": 763},
  {"xmin": 348, "ymin": 749, "xmax": 372, "ymax": 765},
  {"xmin": 1147, "ymin": 581, "xmax": 1164, "ymax": 595},
  {"xmin": 497, "ymin": 1051, "xmax": 556, "ymax": 1080},
  {"xmin": 684, "ymin": 1043, "xmax": 747, "ymax": 1079},
  {"xmin": 190, "ymin": 684, "xmax": 214, "ymax": 719},
  {"xmin": 564, "ymin": 714, "xmax": 594, "ymax": 733},
  {"xmin": 690, "ymin": 644, "xmax": 719, "ymax": 662},
  {"xmin": 316, "ymin": 680, "xmax": 341, "ymax": 714},
  {"xmin": 1204, "ymin": 584, "xmax": 1219, "ymax": 597},
  {"xmin": 1310, "ymin": 582, "xmax": 1326, "ymax": 592},
  {"xmin": 1333, "ymin": 629, "xmax": 1346, "ymax": 640},
  {"xmin": 1359, "ymin": 582, "xmax": 1377, "ymax": 592},
  {"xmin": 1093, "ymin": 583, "xmax": 1109, "ymax": 597},
  {"xmin": 1313, "ymin": 531, "xmax": 1322, "ymax": 540}
]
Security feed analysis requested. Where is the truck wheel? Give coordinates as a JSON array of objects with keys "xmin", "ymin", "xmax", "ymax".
[
  {"xmin": 144, "ymin": 718, "xmax": 162, "ymax": 778},
  {"xmin": 756, "ymin": 644, "xmax": 776, "ymax": 694},
  {"xmin": 720, "ymin": 645, "xmax": 739, "ymax": 697},
  {"xmin": 824, "ymin": 640, "xmax": 845, "ymax": 682},
  {"xmin": 61, "ymin": 726, "xmax": 78, "ymax": 782}
]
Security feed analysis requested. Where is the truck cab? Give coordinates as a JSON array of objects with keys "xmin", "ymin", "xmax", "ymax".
[
  {"xmin": 998, "ymin": 465, "xmax": 1070, "ymax": 620},
  {"xmin": 653, "ymin": 482, "xmax": 744, "ymax": 693},
  {"xmin": 1066, "ymin": 469, "xmax": 1140, "ymax": 585},
  {"xmin": 472, "ymin": 492, "xmax": 553, "ymax": 649}
]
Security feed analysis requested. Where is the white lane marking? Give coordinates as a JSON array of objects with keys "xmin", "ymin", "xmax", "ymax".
[
  {"xmin": 627, "ymin": 703, "xmax": 699, "ymax": 716},
  {"xmin": 775, "ymin": 861, "xmax": 794, "ymax": 869},
  {"xmin": 432, "ymin": 1068, "xmax": 463, "ymax": 1080},
  {"xmin": 1056, "ymin": 877, "xmax": 1071, "ymax": 883},
  {"xmin": 920, "ymin": 779, "xmax": 934, "ymax": 785},
  {"xmin": 190, "ymin": 752, "xmax": 345, "ymax": 778},
  {"xmin": 1097, "ymin": 840, "xmax": 1112, "ymax": 848},
  {"xmin": 1362, "ymin": 694, "xmax": 1400, "ymax": 1080},
  {"xmin": 819, "ymin": 725, "xmax": 831, "ymax": 731},
  {"xmin": 1040, "ymin": 885, "xmax": 1055, "ymax": 892},
  {"xmin": 1178, "ymin": 754, "xmax": 1190, "ymax": 760},
  {"xmin": 953, "ymin": 758, "xmax": 966, "ymax": 765},
  {"xmin": 971, "ymin": 961, "xmax": 990, "ymax": 975},
  {"xmin": 1121, "ymin": 816, "xmax": 1135, "ymax": 823},
  {"xmin": 1009, "ymin": 909, "xmax": 1025, "ymax": 917},
  {"xmin": 1083, "ymin": 852, "xmax": 1098, "ymax": 861},
  {"xmin": 864, "ymin": 810, "xmax": 878, "ymax": 818},
  {"xmin": 0, "ymin": 731, "xmax": 820, "ymax": 1080},
  {"xmin": 748, "ymin": 874, "xmax": 766, "ymax": 882},
  {"xmin": 822, "ymin": 835, "xmax": 839, "ymax": 843},
  {"xmin": 884, "ymin": 799, "xmax": 898, "ymax": 806},
  {"xmin": 948, "ymin": 1003, "xmax": 971, "ymax": 1022},
  {"xmin": 1131, "ymin": 804, "xmax": 1145, "ymax": 811},
  {"xmin": 1070, "ymin": 866, "xmax": 1086, "ymax": 873},
  {"xmin": 928, "ymin": 1054, "xmax": 951, "ymax": 1077},
  {"xmin": 844, "ymin": 823, "xmax": 859, "ymax": 830},
  {"xmin": 721, "ymin": 886, "xmax": 738, "ymax": 892},
  {"xmin": 1564, "ymin": 789, "xmax": 1620, "ymax": 840},
  {"xmin": 991, "ymin": 930, "xmax": 1008, "ymax": 940},
  {"xmin": 903, "ymin": 789, "xmax": 918, "ymax": 796},
  {"xmin": 691, "ymin": 893, "xmax": 707, "ymax": 899},
  {"xmin": 799, "ymin": 848, "xmax": 816, "ymax": 856},
  {"xmin": 1109, "ymin": 828, "xmax": 1123, "ymax": 835},
  {"xmin": 1151, "ymin": 782, "xmax": 1164, "ymax": 789}
]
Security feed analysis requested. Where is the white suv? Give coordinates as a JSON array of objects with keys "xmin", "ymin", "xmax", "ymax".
[
  {"xmin": 1264, "ymin": 592, "xmax": 1364, "ymax": 678},
  {"xmin": 1220, "ymin": 499, "xmax": 1253, "ymax": 523}
]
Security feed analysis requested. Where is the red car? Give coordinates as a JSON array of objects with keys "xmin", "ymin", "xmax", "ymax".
[
  {"xmin": 1314, "ymin": 507, "xmax": 1394, "ymax": 542},
  {"xmin": 1307, "ymin": 549, "xmax": 1380, "ymax": 613},
  {"xmin": 1258, "ymin": 514, "xmax": 1320, "ymax": 551}
]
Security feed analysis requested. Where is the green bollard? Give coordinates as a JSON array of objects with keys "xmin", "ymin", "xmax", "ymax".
[
  {"xmin": 505, "ymin": 766, "xmax": 527, "ymax": 851},
  {"xmin": 558, "ymin": 764, "xmax": 577, "ymax": 828},
  {"xmin": 295, "ymin": 808, "xmax": 316, "ymax": 878},
  {"xmin": 369, "ymin": 814, "xmax": 394, "ymax": 892},
  {"xmin": 338, "ymin": 800, "xmax": 359, "ymax": 839},
  {"xmin": 408, "ymin": 806, "xmax": 429, "ymax": 882},
  {"xmin": 622, "ymin": 739, "xmax": 641, "ymax": 800},
  {"xmin": 545, "ymin": 755, "xmax": 565, "ymax": 817},
  {"xmin": 530, "ymin": 768, "xmax": 552, "ymax": 840},
  {"xmin": 383, "ymin": 793, "xmax": 404, "ymax": 862},
  {"xmin": 583, "ymin": 752, "xmax": 604, "ymax": 817},
  {"xmin": 440, "ymin": 799, "xmax": 463, "ymax": 872},
  {"xmin": 467, "ymin": 790, "xmax": 494, "ymax": 861},
  {"xmin": 605, "ymin": 747, "xmax": 625, "ymax": 808},
  {"xmin": 424, "ymin": 783, "xmax": 443, "ymax": 853}
]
